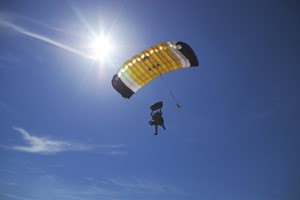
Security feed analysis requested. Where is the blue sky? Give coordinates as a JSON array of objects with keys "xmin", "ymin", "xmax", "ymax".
[{"xmin": 1, "ymin": 0, "xmax": 300, "ymax": 200}]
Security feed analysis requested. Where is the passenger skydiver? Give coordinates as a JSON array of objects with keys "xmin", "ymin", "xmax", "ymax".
[{"xmin": 149, "ymin": 108, "xmax": 166, "ymax": 135}]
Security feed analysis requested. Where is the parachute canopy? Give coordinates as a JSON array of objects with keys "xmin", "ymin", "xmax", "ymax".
[
  {"xmin": 112, "ymin": 41, "xmax": 199, "ymax": 98},
  {"xmin": 150, "ymin": 101, "xmax": 163, "ymax": 111}
]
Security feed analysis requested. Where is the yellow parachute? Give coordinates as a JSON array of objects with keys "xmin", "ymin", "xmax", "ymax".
[{"xmin": 112, "ymin": 41, "xmax": 199, "ymax": 98}]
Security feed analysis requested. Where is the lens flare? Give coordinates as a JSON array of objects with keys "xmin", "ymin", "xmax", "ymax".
[{"xmin": 90, "ymin": 36, "xmax": 114, "ymax": 62}]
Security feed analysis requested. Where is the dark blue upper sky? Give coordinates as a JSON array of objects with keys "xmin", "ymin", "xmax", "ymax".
[{"xmin": 1, "ymin": 0, "xmax": 300, "ymax": 200}]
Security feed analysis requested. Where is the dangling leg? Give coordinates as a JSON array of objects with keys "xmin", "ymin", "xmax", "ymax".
[
  {"xmin": 159, "ymin": 121, "xmax": 166, "ymax": 130},
  {"xmin": 154, "ymin": 125, "xmax": 158, "ymax": 135}
]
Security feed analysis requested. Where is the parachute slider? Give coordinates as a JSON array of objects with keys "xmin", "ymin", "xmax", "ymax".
[{"xmin": 150, "ymin": 101, "xmax": 163, "ymax": 111}]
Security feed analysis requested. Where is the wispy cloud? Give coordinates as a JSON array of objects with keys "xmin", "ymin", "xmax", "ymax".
[
  {"xmin": 36, "ymin": 176, "xmax": 185, "ymax": 200},
  {"xmin": 0, "ymin": 17, "xmax": 95, "ymax": 60},
  {"xmin": 0, "ymin": 168, "xmax": 20, "ymax": 175},
  {"xmin": 1, "ymin": 173, "xmax": 186, "ymax": 200},
  {"xmin": 108, "ymin": 177, "xmax": 183, "ymax": 195},
  {"xmin": 10, "ymin": 127, "xmax": 91, "ymax": 154},
  {"xmin": 0, "ymin": 127, "xmax": 125, "ymax": 155},
  {"xmin": 0, "ymin": 192, "xmax": 36, "ymax": 200}
]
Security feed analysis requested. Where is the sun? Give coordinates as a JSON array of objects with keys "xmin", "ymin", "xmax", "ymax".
[{"xmin": 90, "ymin": 36, "xmax": 114, "ymax": 62}]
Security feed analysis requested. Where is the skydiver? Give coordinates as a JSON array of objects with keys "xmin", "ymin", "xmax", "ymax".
[{"xmin": 149, "ymin": 109, "xmax": 166, "ymax": 135}]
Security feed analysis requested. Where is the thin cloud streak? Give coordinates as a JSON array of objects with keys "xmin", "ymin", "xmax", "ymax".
[
  {"xmin": 0, "ymin": 127, "xmax": 126, "ymax": 155},
  {"xmin": 11, "ymin": 127, "xmax": 91, "ymax": 154},
  {"xmin": 0, "ymin": 20, "xmax": 96, "ymax": 60},
  {"xmin": 28, "ymin": 175, "xmax": 120, "ymax": 200},
  {"xmin": 108, "ymin": 178, "xmax": 185, "ymax": 195},
  {"xmin": 0, "ymin": 192, "xmax": 36, "ymax": 200}
]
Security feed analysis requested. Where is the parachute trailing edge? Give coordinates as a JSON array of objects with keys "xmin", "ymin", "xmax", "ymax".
[{"xmin": 111, "ymin": 41, "xmax": 199, "ymax": 99}]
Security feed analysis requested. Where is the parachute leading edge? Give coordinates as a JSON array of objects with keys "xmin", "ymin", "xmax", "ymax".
[{"xmin": 111, "ymin": 41, "xmax": 199, "ymax": 99}]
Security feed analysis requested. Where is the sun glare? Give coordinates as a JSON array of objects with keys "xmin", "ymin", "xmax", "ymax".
[{"xmin": 90, "ymin": 36, "xmax": 114, "ymax": 62}]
